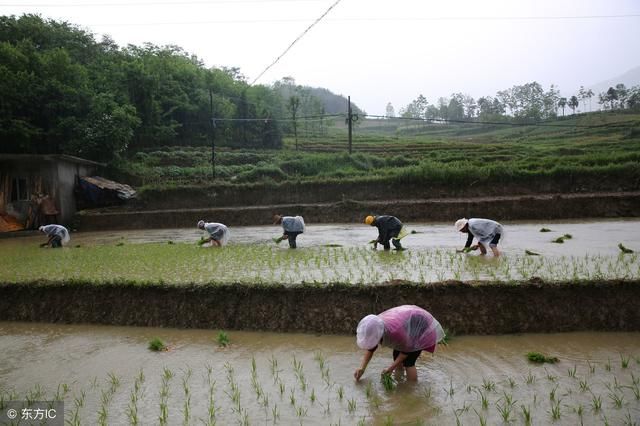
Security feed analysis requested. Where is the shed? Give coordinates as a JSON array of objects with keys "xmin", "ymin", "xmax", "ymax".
[{"xmin": 0, "ymin": 154, "xmax": 103, "ymax": 231}]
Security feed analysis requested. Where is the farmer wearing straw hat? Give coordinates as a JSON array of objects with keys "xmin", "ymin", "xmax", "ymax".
[
  {"xmin": 354, "ymin": 305, "xmax": 445, "ymax": 382},
  {"xmin": 365, "ymin": 215, "xmax": 408, "ymax": 250},
  {"xmin": 455, "ymin": 218, "xmax": 503, "ymax": 257},
  {"xmin": 273, "ymin": 214, "xmax": 305, "ymax": 249},
  {"xmin": 197, "ymin": 220, "xmax": 230, "ymax": 247},
  {"xmin": 38, "ymin": 224, "xmax": 70, "ymax": 248}
]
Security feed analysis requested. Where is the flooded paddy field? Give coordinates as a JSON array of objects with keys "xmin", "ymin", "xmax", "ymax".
[
  {"xmin": 1, "ymin": 322, "xmax": 639, "ymax": 425},
  {"xmin": 1, "ymin": 220, "xmax": 639, "ymax": 284}
]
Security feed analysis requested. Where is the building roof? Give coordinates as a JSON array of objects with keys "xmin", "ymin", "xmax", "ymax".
[{"xmin": 0, "ymin": 154, "xmax": 105, "ymax": 167}]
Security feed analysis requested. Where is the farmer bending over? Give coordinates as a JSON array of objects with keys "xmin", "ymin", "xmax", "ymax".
[
  {"xmin": 197, "ymin": 220, "xmax": 230, "ymax": 247},
  {"xmin": 273, "ymin": 214, "xmax": 305, "ymax": 249},
  {"xmin": 354, "ymin": 305, "xmax": 445, "ymax": 382},
  {"xmin": 455, "ymin": 218, "xmax": 503, "ymax": 257},
  {"xmin": 365, "ymin": 215, "xmax": 406, "ymax": 250},
  {"xmin": 39, "ymin": 224, "xmax": 70, "ymax": 248}
]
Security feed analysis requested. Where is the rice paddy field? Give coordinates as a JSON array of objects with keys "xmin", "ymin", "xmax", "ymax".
[
  {"xmin": 1, "ymin": 220, "xmax": 639, "ymax": 285},
  {"xmin": 1, "ymin": 323, "xmax": 639, "ymax": 425}
]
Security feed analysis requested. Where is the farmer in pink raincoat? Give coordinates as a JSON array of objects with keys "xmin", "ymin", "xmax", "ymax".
[{"xmin": 354, "ymin": 305, "xmax": 445, "ymax": 382}]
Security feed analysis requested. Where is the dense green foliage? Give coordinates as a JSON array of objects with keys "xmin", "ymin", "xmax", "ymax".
[{"xmin": 0, "ymin": 15, "xmax": 355, "ymax": 160}]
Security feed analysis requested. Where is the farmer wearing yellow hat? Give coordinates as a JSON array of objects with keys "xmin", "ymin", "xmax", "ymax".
[{"xmin": 365, "ymin": 215, "xmax": 407, "ymax": 250}]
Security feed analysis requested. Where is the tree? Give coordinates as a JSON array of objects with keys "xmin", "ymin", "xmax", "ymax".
[
  {"xmin": 558, "ymin": 97, "xmax": 567, "ymax": 117},
  {"xmin": 385, "ymin": 102, "xmax": 395, "ymax": 118},
  {"xmin": 615, "ymin": 84, "xmax": 628, "ymax": 109},
  {"xmin": 605, "ymin": 87, "xmax": 618, "ymax": 110},
  {"xmin": 568, "ymin": 96, "xmax": 579, "ymax": 114}
]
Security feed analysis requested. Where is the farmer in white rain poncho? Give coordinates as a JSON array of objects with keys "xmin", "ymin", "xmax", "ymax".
[
  {"xmin": 197, "ymin": 220, "xmax": 230, "ymax": 247},
  {"xmin": 455, "ymin": 218, "xmax": 503, "ymax": 257},
  {"xmin": 273, "ymin": 214, "xmax": 305, "ymax": 249},
  {"xmin": 354, "ymin": 305, "xmax": 445, "ymax": 382},
  {"xmin": 39, "ymin": 224, "xmax": 70, "ymax": 248}
]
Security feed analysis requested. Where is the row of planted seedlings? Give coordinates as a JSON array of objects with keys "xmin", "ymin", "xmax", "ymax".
[
  {"xmin": 425, "ymin": 352, "xmax": 640, "ymax": 426},
  {"xmin": 3, "ymin": 241, "xmax": 639, "ymax": 285},
  {"xmin": 1, "ymin": 348, "xmax": 639, "ymax": 425}
]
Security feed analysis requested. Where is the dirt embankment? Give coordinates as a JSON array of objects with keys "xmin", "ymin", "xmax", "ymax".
[
  {"xmin": 133, "ymin": 178, "xmax": 639, "ymax": 210},
  {"xmin": 1, "ymin": 280, "xmax": 639, "ymax": 335},
  {"xmin": 75, "ymin": 191, "xmax": 640, "ymax": 230}
]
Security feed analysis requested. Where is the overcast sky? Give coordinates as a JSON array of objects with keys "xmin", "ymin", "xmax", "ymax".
[{"xmin": 2, "ymin": 0, "xmax": 639, "ymax": 115}]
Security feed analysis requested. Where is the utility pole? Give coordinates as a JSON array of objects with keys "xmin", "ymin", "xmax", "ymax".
[
  {"xmin": 347, "ymin": 95, "xmax": 352, "ymax": 154},
  {"xmin": 209, "ymin": 88, "xmax": 216, "ymax": 180}
]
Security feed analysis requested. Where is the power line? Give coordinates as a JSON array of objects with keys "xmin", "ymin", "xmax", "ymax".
[
  {"xmin": 1, "ymin": 0, "xmax": 323, "ymax": 6},
  {"xmin": 250, "ymin": 0, "xmax": 343, "ymax": 85}
]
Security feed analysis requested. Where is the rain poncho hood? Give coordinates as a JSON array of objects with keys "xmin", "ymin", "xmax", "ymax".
[
  {"xmin": 203, "ymin": 222, "xmax": 230, "ymax": 246},
  {"xmin": 467, "ymin": 218, "xmax": 503, "ymax": 246},
  {"xmin": 356, "ymin": 315, "xmax": 385, "ymax": 350},
  {"xmin": 39, "ymin": 224, "xmax": 70, "ymax": 244},
  {"xmin": 378, "ymin": 305, "xmax": 445, "ymax": 353},
  {"xmin": 281, "ymin": 216, "xmax": 305, "ymax": 233}
]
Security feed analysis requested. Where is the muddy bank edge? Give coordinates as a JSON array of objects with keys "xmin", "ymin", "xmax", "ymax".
[{"xmin": 1, "ymin": 280, "xmax": 639, "ymax": 335}]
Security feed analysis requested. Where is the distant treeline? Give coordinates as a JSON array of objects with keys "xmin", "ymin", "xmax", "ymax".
[
  {"xmin": 0, "ymin": 15, "xmax": 360, "ymax": 161},
  {"xmin": 392, "ymin": 83, "xmax": 640, "ymax": 123}
]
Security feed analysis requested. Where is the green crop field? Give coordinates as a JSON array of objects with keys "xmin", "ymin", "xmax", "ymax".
[{"xmin": 112, "ymin": 111, "xmax": 640, "ymax": 192}]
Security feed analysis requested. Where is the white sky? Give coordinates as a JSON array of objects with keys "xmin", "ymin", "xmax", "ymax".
[{"xmin": 1, "ymin": 0, "xmax": 639, "ymax": 115}]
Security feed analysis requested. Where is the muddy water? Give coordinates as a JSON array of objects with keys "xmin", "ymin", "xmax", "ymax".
[
  {"xmin": 5, "ymin": 219, "xmax": 640, "ymax": 257},
  {"xmin": 1, "ymin": 322, "xmax": 638, "ymax": 425}
]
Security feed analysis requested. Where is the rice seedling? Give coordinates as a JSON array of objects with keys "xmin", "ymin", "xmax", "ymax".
[
  {"xmin": 473, "ymin": 408, "xmax": 487, "ymax": 426},
  {"xmin": 573, "ymin": 404, "xmax": 584, "ymax": 422},
  {"xmin": 525, "ymin": 371, "xmax": 536, "ymax": 385},
  {"xmin": 620, "ymin": 353, "xmax": 630, "ymax": 368},
  {"xmin": 552, "ymin": 237, "xmax": 565, "ymax": 244},
  {"xmin": 609, "ymin": 392, "xmax": 624, "ymax": 408},
  {"xmin": 481, "ymin": 378, "xmax": 496, "ymax": 392},
  {"xmin": 216, "ymin": 331, "xmax": 230, "ymax": 347},
  {"xmin": 540, "ymin": 228, "xmax": 552, "ymax": 232},
  {"xmin": 295, "ymin": 405, "xmax": 308, "ymax": 419},
  {"xmin": 579, "ymin": 378, "xmax": 590, "ymax": 392},
  {"xmin": 337, "ymin": 385, "xmax": 344, "ymax": 400},
  {"xmin": 444, "ymin": 379, "xmax": 455, "ymax": 397},
  {"xmin": 525, "ymin": 249, "xmax": 540, "ymax": 256},
  {"xmin": 289, "ymin": 388, "xmax": 296, "ymax": 406},
  {"xmin": 527, "ymin": 351, "xmax": 558, "ymax": 364},
  {"xmin": 631, "ymin": 383, "xmax": 640, "ymax": 401},
  {"xmin": 507, "ymin": 377, "xmax": 517, "ymax": 388},
  {"xmin": 587, "ymin": 360, "xmax": 596, "ymax": 374},
  {"xmin": 605, "ymin": 358, "xmax": 612, "ymax": 371},
  {"xmin": 550, "ymin": 400, "xmax": 562, "ymax": 420},
  {"xmin": 381, "ymin": 372, "xmax": 396, "ymax": 391},
  {"xmin": 495, "ymin": 401, "xmax": 513, "ymax": 423},
  {"xmin": 271, "ymin": 404, "xmax": 279, "ymax": 422},
  {"xmin": 591, "ymin": 393, "xmax": 602, "ymax": 413},
  {"xmin": 422, "ymin": 386, "xmax": 432, "ymax": 400},
  {"xmin": 623, "ymin": 410, "xmax": 637, "ymax": 426},
  {"xmin": 549, "ymin": 384, "xmax": 559, "ymax": 401},
  {"xmin": 148, "ymin": 337, "xmax": 167, "ymax": 352},
  {"xmin": 520, "ymin": 404, "xmax": 532, "ymax": 426},
  {"xmin": 347, "ymin": 398, "xmax": 357, "ymax": 413},
  {"xmin": 476, "ymin": 389, "xmax": 489, "ymax": 409},
  {"xmin": 568, "ymin": 364, "xmax": 577, "ymax": 378},
  {"xmin": 563, "ymin": 234, "xmax": 573, "ymax": 239}
]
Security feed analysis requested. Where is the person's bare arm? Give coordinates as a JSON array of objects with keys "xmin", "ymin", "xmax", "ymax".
[
  {"xmin": 354, "ymin": 349, "xmax": 375, "ymax": 381},
  {"xmin": 382, "ymin": 352, "xmax": 408, "ymax": 374}
]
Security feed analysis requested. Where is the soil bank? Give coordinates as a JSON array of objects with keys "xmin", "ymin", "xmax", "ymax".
[
  {"xmin": 1, "ymin": 280, "xmax": 639, "ymax": 335},
  {"xmin": 74, "ymin": 191, "xmax": 640, "ymax": 230}
]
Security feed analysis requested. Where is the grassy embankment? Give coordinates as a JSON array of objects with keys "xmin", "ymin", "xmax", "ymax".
[
  {"xmin": 111, "ymin": 111, "xmax": 640, "ymax": 193},
  {"xmin": 1, "ymin": 242, "xmax": 638, "ymax": 285}
]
